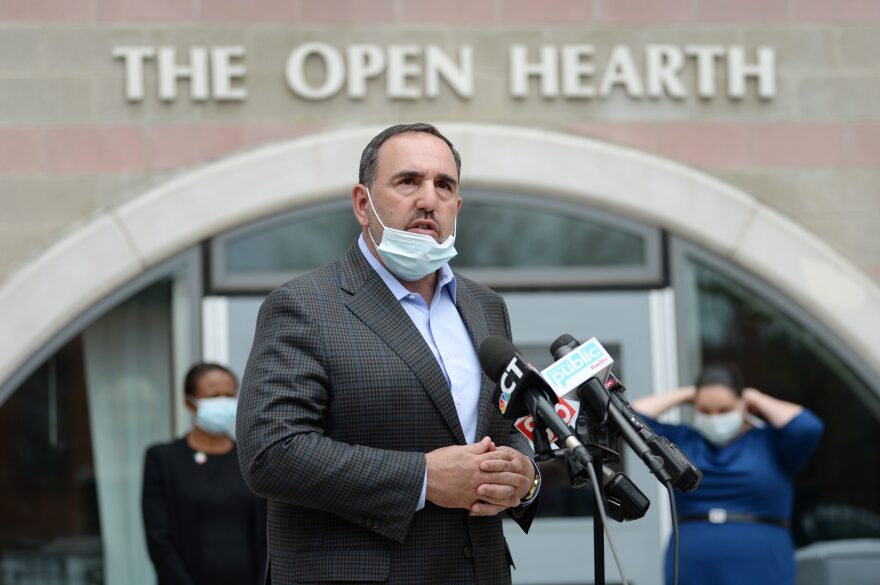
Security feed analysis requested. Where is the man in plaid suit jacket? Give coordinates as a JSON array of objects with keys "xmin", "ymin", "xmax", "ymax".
[{"xmin": 237, "ymin": 123, "xmax": 540, "ymax": 584}]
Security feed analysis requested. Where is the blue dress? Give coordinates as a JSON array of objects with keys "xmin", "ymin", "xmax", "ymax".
[{"xmin": 645, "ymin": 410, "xmax": 823, "ymax": 585}]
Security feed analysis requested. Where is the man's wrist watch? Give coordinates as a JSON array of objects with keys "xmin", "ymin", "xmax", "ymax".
[{"xmin": 522, "ymin": 474, "xmax": 540, "ymax": 501}]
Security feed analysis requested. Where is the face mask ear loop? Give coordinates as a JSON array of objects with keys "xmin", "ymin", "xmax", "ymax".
[
  {"xmin": 437, "ymin": 217, "xmax": 457, "ymax": 248},
  {"xmin": 364, "ymin": 187, "xmax": 389, "ymax": 248},
  {"xmin": 436, "ymin": 217, "xmax": 457, "ymax": 246}
]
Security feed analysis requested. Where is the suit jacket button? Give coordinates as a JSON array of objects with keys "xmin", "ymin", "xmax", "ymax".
[{"xmin": 463, "ymin": 545, "xmax": 473, "ymax": 559}]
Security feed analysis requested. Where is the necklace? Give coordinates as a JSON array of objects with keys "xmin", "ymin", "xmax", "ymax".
[{"xmin": 194, "ymin": 451, "xmax": 207, "ymax": 464}]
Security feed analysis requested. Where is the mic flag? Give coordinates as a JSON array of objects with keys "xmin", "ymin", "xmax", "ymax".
[
  {"xmin": 541, "ymin": 336, "xmax": 614, "ymax": 399},
  {"xmin": 511, "ymin": 336, "xmax": 614, "ymax": 447},
  {"xmin": 477, "ymin": 336, "xmax": 558, "ymax": 419}
]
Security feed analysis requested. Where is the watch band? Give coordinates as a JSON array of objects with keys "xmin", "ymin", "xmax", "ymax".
[{"xmin": 522, "ymin": 474, "xmax": 540, "ymax": 501}]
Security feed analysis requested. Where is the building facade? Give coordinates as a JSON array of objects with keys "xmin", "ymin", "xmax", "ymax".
[{"xmin": 1, "ymin": 2, "xmax": 879, "ymax": 584}]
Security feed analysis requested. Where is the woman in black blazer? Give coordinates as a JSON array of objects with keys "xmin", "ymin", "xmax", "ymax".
[{"xmin": 142, "ymin": 363, "xmax": 266, "ymax": 585}]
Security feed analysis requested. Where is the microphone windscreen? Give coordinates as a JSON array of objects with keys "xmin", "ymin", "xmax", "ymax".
[
  {"xmin": 550, "ymin": 333, "xmax": 578, "ymax": 358},
  {"xmin": 478, "ymin": 336, "xmax": 519, "ymax": 383}
]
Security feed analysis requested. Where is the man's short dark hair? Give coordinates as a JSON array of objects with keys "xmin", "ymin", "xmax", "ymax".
[
  {"xmin": 184, "ymin": 362, "xmax": 237, "ymax": 397},
  {"xmin": 359, "ymin": 123, "xmax": 462, "ymax": 190}
]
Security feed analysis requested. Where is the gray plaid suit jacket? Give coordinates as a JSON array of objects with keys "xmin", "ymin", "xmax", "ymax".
[{"xmin": 237, "ymin": 242, "xmax": 537, "ymax": 585}]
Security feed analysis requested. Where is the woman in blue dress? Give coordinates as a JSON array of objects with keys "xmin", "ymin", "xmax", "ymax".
[{"xmin": 633, "ymin": 366, "xmax": 823, "ymax": 585}]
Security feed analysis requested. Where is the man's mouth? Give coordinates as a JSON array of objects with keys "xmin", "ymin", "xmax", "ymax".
[{"xmin": 407, "ymin": 219, "xmax": 439, "ymax": 236}]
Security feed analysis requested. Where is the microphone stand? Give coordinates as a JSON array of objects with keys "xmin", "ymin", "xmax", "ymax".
[
  {"xmin": 577, "ymin": 400, "xmax": 616, "ymax": 585},
  {"xmin": 536, "ymin": 405, "xmax": 616, "ymax": 585},
  {"xmin": 529, "ymin": 408, "xmax": 609, "ymax": 580},
  {"xmin": 594, "ymin": 455, "xmax": 605, "ymax": 585},
  {"xmin": 571, "ymin": 394, "xmax": 632, "ymax": 585},
  {"xmin": 531, "ymin": 395, "xmax": 648, "ymax": 585}
]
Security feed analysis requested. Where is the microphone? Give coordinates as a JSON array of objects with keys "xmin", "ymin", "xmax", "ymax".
[
  {"xmin": 603, "ymin": 466, "xmax": 651, "ymax": 522},
  {"xmin": 478, "ymin": 336, "xmax": 592, "ymax": 468},
  {"xmin": 513, "ymin": 398, "xmax": 577, "ymax": 448},
  {"xmin": 558, "ymin": 450, "xmax": 651, "ymax": 522},
  {"xmin": 551, "ymin": 335, "xmax": 702, "ymax": 492}
]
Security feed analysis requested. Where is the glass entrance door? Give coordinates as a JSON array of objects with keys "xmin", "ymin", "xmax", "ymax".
[{"xmin": 204, "ymin": 288, "xmax": 675, "ymax": 585}]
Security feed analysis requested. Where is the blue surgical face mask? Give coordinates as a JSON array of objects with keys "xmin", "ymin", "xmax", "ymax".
[
  {"xmin": 192, "ymin": 396, "xmax": 237, "ymax": 440},
  {"xmin": 365, "ymin": 188, "xmax": 457, "ymax": 281},
  {"xmin": 693, "ymin": 408, "xmax": 743, "ymax": 446}
]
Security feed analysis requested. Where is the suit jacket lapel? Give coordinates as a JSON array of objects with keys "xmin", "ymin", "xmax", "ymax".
[
  {"xmin": 340, "ymin": 244, "xmax": 467, "ymax": 445},
  {"xmin": 455, "ymin": 281, "xmax": 497, "ymax": 442}
]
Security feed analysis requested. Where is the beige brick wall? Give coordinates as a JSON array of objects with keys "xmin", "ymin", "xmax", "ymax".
[{"xmin": 0, "ymin": 2, "xmax": 878, "ymax": 282}]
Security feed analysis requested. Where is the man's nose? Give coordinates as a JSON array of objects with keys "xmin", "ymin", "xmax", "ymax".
[{"xmin": 414, "ymin": 183, "xmax": 440, "ymax": 211}]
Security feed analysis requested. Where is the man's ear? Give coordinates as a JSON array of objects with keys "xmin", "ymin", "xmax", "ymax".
[{"xmin": 351, "ymin": 184, "xmax": 370, "ymax": 228}]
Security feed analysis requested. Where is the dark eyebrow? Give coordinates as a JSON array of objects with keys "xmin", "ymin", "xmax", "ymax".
[
  {"xmin": 390, "ymin": 170, "xmax": 459, "ymax": 190},
  {"xmin": 390, "ymin": 170, "xmax": 423, "ymax": 182},
  {"xmin": 436, "ymin": 173, "xmax": 459, "ymax": 189}
]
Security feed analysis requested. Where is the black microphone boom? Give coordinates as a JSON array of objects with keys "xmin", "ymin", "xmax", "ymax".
[
  {"xmin": 603, "ymin": 374, "xmax": 702, "ymax": 492},
  {"xmin": 578, "ymin": 377, "xmax": 670, "ymax": 481}
]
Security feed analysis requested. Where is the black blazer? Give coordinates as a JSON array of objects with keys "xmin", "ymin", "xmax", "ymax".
[
  {"xmin": 237, "ymin": 243, "xmax": 537, "ymax": 585},
  {"xmin": 142, "ymin": 439, "xmax": 267, "ymax": 585}
]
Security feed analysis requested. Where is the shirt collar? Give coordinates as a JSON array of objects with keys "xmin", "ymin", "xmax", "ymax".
[{"xmin": 357, "ymin": 233, "xmax": 457, "ymax": 304}]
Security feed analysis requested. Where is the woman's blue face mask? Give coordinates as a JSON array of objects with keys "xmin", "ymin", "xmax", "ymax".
[{"xmin": 192, "ymin": 396, "xmax": 237, "ymax": 440}]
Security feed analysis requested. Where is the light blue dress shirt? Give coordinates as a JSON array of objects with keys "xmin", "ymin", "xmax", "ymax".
[
  {"xmin": 357, "ymin": 235, "xmax": 539, "ymax": 511},
  {"xmin": 358, "ymin": 235, "xmax": 481, "ymax": 444}
]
